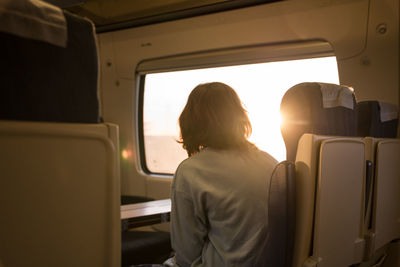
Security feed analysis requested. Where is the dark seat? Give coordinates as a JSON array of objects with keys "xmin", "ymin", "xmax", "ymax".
[
  {"xmin": 356, "ymin": 100, "xmax": 398, "ymax": 243},
  {"xmin": 357, "ymin": 101, "xmax": 400, "ymax": 259},
  {"xmin": 357, "ymin": 101, "xmax": 398, "ymax": 138},
  {"xmin": 121, "ymin": 195, "xmax": 155, "ymax": 205},
  {"xmin": 264, "ymin": 161, "xmax": 295, "ymax": 267},
  {"xmin": 0, "ymin": 1, "xmax": 169, "ymax": 264},
  {"xmin": 122, "ymin": 231, "xmax": 171, "ymax": 266},
  {"xmin": 280, "ymin": 82, "xmax": 366, "ymax": 266},
  {"xmin": 0, "ymin": 3, "xmax": 120, "ymax": 266},
  {"xmin": 0, "ymin": 10, "xmax": 100, "ymax": 123},
  {"xmin": 121, "ymin": 195, "xmax": 172, "ymax": 266},
  {"xmin": 280, "ymin": 82, "xmax": 357, "ymax": 161}
]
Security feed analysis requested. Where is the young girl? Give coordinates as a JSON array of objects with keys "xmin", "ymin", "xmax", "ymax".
[{"xmin": 171, "ymin": 82, "xmax": 277, "ymax": 266}]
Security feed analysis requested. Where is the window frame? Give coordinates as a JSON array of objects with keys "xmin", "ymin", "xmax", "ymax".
[{"xmin": 137, "ymin": 40, "xmax": 335, "ymax": 175}]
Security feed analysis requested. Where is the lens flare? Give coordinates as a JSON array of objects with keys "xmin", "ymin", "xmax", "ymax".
[{"xmin": 121, "ymin": 149, "xmax": 131, "ymax": 159}]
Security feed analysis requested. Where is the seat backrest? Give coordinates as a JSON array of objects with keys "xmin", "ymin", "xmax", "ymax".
[
  {"xmin": 280, "ymin": 83, "xmax": 363, "ymax": 267},
  {"xmin": 356, "ymin": 101, "xmax": 399, "ymax": 258},
  {"xmin": 364, "ymin": 138, "xmax": 400, "ymax": 257},
  {"xmin": 0, "ymin": 2, "xmax": 100, "ymax": 123},
  {"xmin": 0, "ymin": 1, "xmax": 120, "ymax": 266},
  {"xmin": 265, "ymin": 161, "xmax": 296, "ymax": 267},
  {"xmin": 294, "ymin": 134, "xmax": 366, "ymax": 267},
  {"xmin": 0, "ymin": 121, "xmax": 121, "ymax": 267},
  {"xmin": 280, "ymin": 82, "xmax": 357, "ymax": 161},
  {"xmin": 357, "ymin": 101, "xmax": 398, "ymax": 138}
]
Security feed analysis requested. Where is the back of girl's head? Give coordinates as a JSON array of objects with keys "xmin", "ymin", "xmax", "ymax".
[{"xmin": 179, "ymin": 82, "xmax": 252, "ymax": 156}]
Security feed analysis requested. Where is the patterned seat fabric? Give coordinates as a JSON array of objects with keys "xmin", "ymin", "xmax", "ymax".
[
  {"xmin": 280, "ymin": 82, "xmax": 357, "ymax": 161},
  {"xmin": 357, "ymin": 101, "xmax": 398, "ymax": 138},
  {"xmin": 0, "ymin": 10, "xmax": 100, "ymax": 123}
]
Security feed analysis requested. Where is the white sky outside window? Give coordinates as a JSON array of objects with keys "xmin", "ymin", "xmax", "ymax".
[{"xmin": 143, "ymin": 56, "xmax": 339, "ymax": 174}]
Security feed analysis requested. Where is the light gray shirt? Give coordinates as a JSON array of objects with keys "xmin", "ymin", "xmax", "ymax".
[{"xmin": 171, "ymin": 146, "xmax": 278, "ymax": 267}]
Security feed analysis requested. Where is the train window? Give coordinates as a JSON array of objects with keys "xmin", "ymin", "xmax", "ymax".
[
  {"xmin": 138, "ymin": 41, "xmax": 338, "ymax": 174},
  {"xmin": 140, "ymin": 56, "xmax": 339, "ymax": 174}
]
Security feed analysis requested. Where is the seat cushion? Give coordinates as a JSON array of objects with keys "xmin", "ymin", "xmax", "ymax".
[{"xmin": 121, "ymin": 231, "xmax": 171, "ymax": 266}]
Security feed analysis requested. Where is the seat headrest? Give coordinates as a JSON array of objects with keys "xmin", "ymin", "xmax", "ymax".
[
  {"xmin": 0, "ymin": 2, "xmax": 100, "ymax": 123},
  {"xmin": 378, "ymin": 101, "xmax": 398, "ymax": 122},
  {"xmin": 280, "ymin": 82, "xmax": 357, "ymax": 161},
  {"xmin": 357, "ymin": 101, "xmax": 399, "ymax": 138},
  {"xmin": 319, "ymin": 82, "xmax": 355, "ymax": 109},
  {"xmin": 0, "ymin": 0, "xmax": 67, "ymax": 47}
]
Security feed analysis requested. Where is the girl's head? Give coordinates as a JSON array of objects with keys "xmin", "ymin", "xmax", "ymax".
[{"xmin": 179, "ymin": 82, "xmax": 252, "ymax": 156}]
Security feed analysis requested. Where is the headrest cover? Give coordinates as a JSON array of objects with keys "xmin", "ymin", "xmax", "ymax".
[
  {"xmin": 319, "ymin": 83, "xmax": 354, "ymax": 109},
  {"xmin": 0, "ymin": 0, "xmax": 67, "ymax": 47},
  {"xmin": 378, "ymin": 102, "xmax": 399, "ymax": 122}
]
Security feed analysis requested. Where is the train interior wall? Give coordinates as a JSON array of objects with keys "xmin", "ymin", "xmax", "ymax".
[{"xmin": 97, "ymin": 0, "xmax": 399, "ymax": 200}]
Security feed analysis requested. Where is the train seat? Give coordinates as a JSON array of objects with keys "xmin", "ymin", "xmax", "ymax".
[
  {"xmin": 280, "ymin": 82, "xmax": 357, "ymax": 162},
  {"xmin": 122, "ymin": 230, "xmax": 172, "ymax": 265},
  {"xmin": 280, "ymin": 82, "xmax": 366, "ymax": 266},
  {"xmin": 366, "ymin": 138, "xmax": 400, "ymax": 253},
  {"xmin": 0, "ymin": 1, "xmax": 100, "ymax": 123},
  {"xmin": 357, "ymin": 101, "xmax": 399, "ymax": 138},
  {"xmin": 121, "ymin": 196, "xmax": 172, "ymax": 266},
  {"xmin": 356, "ymin": 101, "xmax": 399, "ymax": 260},
  {"xmin": 264, "ymin": 161, "xmax": 296, "ymax": 267},
  {"xmin": 0, "ymin": 1, "xmax": 172, "ymax": 266},
  {"xmin": 295, "ymin": 134, "xmax": 366, "ymax": 267},
  {"xmin": 0, "ymin": 121, "xmax": 121, "ymax": 267},
  {"xmin": 0, "ymin": 1, "xmax": 120, "ymax": 266}
]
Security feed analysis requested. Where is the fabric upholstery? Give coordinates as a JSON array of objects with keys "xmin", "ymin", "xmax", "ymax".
[
  {"xmin": 280, "ymin": 82, "xmax": 357, "ymax": 161},
  {"xmin": 0, "ymin": 0, "xmax": 67, "ymax": 47},
  {"xmin": 357, "ymin": 101, "xmax": 398, "ymax": 138},
  {"xmin": 264, "ymin": 161, "xmax": 295, "ymax": 267},
  {"xmin": 121, "ymin": 195, "xmax": 171, "ymax": 266},
  {"xmin": 121, "ymin": 231, "xmax": 171, "ymax": 266},
  {"xmin": 121, "ymin": 195, "xmax": 154, "ymax": 205},
  {"xmin": 0, "ymin": 10, "xmax": 100, "ymax": 123}
]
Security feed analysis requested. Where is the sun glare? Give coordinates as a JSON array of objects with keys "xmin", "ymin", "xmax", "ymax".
[
  {"xmin": 143, "ymin": 56, "xmax": 339, "ymax": 173},
  {"xmin": 121, "ymin": 149, "xmax": 132, "ymax": 160}
]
